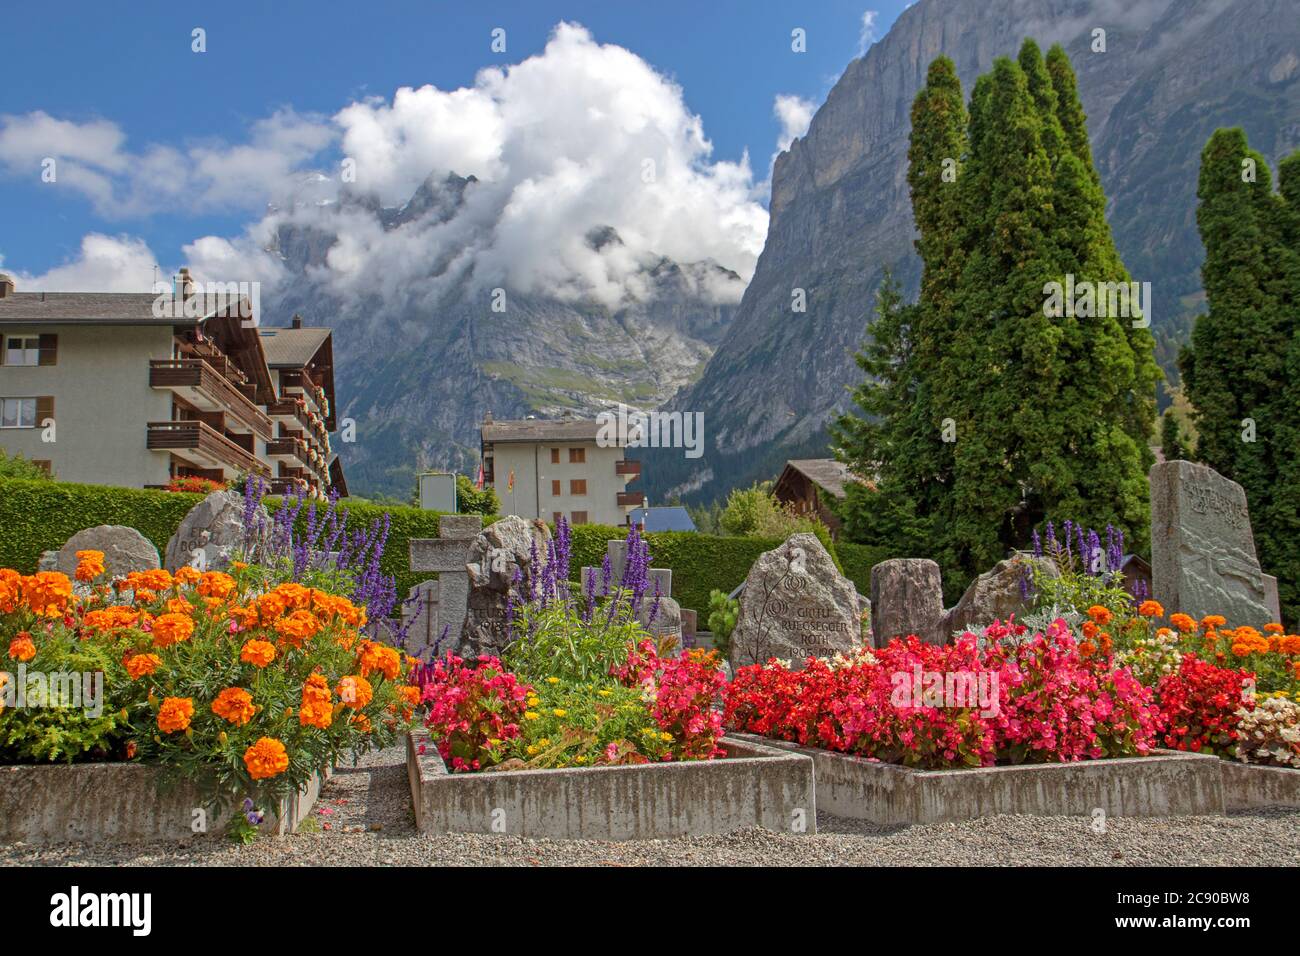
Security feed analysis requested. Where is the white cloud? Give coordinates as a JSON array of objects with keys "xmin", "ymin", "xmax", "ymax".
[
  {"xmin": 13, "ymin": 234, "xmax": 162, "ymax": 292},
  {"xmin": 773, "ymin": 95, "xmax": 815, "ymax": 152},
  {"xmin": 2, "ymin": 22, "xmax": 768, "ymax": 312},
  {"xmin": 857, "ymin": 10, "xmax": 880, "ymax": 55}
]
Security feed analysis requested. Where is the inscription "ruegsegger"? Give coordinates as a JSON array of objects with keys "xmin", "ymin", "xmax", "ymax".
[{"xmin": 1185, "ymin": 482, "xmax": 1248, "ymax": 531}]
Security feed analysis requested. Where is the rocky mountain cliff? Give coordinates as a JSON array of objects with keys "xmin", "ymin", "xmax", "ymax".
[
  {"xmin": 263, "ymin": 172, "xmax": 741, "ymax": 498},
  {"xmin": 647, "ymin": 0, "xmax": 1300, "ymax": 504}
]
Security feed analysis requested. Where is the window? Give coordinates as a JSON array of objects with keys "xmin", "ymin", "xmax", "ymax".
[
  {"xmin": 570, "ymin": 479, "xmax": 587, "ymax": 495},
  {"xmin": 551, "ymin": 479, "xmax": 562, "ymax": 496},
  {"xmin": 568, "ymin": 447, "xmax": 586, "ymax": 464},
  {"xmin": 3, "ymin": 336, "xmax": 39, "ymax": 366},
  {"xmin": 553, "ymin": 512, "xmax": 563, "ymax": 524},
  {"xmin": 1, "ymin": 397, "xmax": 37, "ymax": 428},
  {"xmin": 30, "ymin": 460, "xmax": 51, "ymax": 476},
  {"xmin": 550, "ymin": 448, "xmax": 560, "ymax": 464},
  {"xmin": 571, "ymin": 511, "xmax": 588, "ymax": 525}
]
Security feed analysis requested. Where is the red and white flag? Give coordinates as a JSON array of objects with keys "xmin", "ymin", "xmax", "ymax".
[{"xmin": 475, "ymin": 459, "xmax": 485, "ymax": 490}]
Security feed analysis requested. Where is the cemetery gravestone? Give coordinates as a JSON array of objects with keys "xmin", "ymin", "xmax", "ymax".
[
  {"xmin": 870, "ymin": 558, "xmax": 945, "ymax": 646},
  {"xmin": 1149, "ymin": 460, "xmax": 1273, "ymax": 627},
  {"xmin": 729, "ymin": 533, "xmax": 862, "ymax": 670},
  {"xmin": 164, "ymin": 489, "xmax": 267, "ymax": 572},
  {"xmin": 408, "ymin": 515, "xmax": 483, "ymax": 656},
  {"xmin": 460, "ymin": 516, "xmax": 551, "ymax": 658}
]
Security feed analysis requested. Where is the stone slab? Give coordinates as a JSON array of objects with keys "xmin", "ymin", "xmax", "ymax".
[
  {"xmin": 409, "ymin": 538, "xmax": 474, "ymax": 574},
  {"xmin": 1218, "ymin": 761, "xmax": 1300, "ymax": 810},
  {"xmin": 407, "ymin": 730, "xmax": 815, "ymax": 840},
  {"xmin": 731, "ymin": 734, "xmax": 1225, "ymax": 825},
  {"xmin": 870, "ymin": 558, "xmax": 945, "ymax": 646},
  {"xmin": 439, "ymin": 515, "xmax": 483, "ymax": 540}
]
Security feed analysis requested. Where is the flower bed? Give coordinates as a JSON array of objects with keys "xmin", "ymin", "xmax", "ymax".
[{"xmin": 0, "ymin": 486, "xmax": 419, "ymax": 843}]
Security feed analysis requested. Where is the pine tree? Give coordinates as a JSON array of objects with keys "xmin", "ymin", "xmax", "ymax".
[{"xmin": 1160, "ymin": 411, "xmax": 1188, "ymax": 462}]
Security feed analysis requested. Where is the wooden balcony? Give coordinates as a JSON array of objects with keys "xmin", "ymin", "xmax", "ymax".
[
  {"xmin": 617, "ymin": 491, "xmax": 646, "ymax": 507},
  {"xmin": 150, "ymin": 359, "xmax": 273, "ymax": 442},
  {"xmin": 615, "ymin": 459, "xmax": 642, "ymax": 478},
  {"xmin": 266, "ymin": 399, "xmax": 329, "ymax": 448},
  {"xmin": 147, "ymin": 421, "xmax": 271, "ymax": 478},
  {"xmin": 278, "ymin": 368, "xmax": 327, "ymax": 414}
]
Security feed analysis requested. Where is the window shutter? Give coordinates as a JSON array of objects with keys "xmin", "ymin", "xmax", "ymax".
[
  {"xmin": 36, "ymin": 396, "xmax": 55, "ymax": 424},
  {"xmin": 38, "ymin": 334, "xmax": 58, "ymax": 366}
]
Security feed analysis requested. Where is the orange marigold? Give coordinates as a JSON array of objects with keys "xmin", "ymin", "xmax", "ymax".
[
  {"xmin": 357, "ymin": 640, "xmax": 401, "ymax": 680},
  {"xmin": 165, "ymin": 597, "xmax": 194, "ymax": 616},
  {"xmin": 22, "ymin": 571, "xmax": 74, "ymax": 616},
  {"xmin": 0, "ymin": 568, "xmax": 22, "ymax": 613},
  {"xmin": 197, "ymin": 571, "xmax": 237, "ymax": 601},
  {"xmin": 239, "ymin": 639, "xmax": 277, "ymax": 668},
  {"xmin": 1086, "ymin": 605, "xmax": 1112, "ymax": 626},
  {"xmin": 83, "ymin": 606, "xmax": 142, "ymax": 634},
  {"xmin": 174, "ymin": 566, "xmax": 202, "ymax": 587},
  {"xmin": 1264, "ymin": 622, "xmax": 1284, "ymax": 634},
  {"xmin": 1081, "ymin": 620, "xmax": 1098, "ymax": 639},
  {"xmin": 123, "ymin": 568, "xmax": 173, "ymax": 594},
  {"xmin": 152, "ymin": 613, "xmax": 195, "ymax": 648},
  {"xmin": 243, "ymin": 737, "xmax": 289, "ymax": 780},
  {"xmin": 1201, "ymin": 615, "xmax": 1227, "ymax": 630},
  {"xmin": 211, "ymin": 687, "xmax": 256, "ymax": 726},
  {"xmin": 1169, "ymin": 613, "xmax": 1197, "ymax": 633},
  {"xmin": 74, "ymin": 550, "xmax": 106, "ymax": 582},
  {"xmin": 273, "ymin": 582, "xmax": 311, "ymax": 610},
  {"xmin": 125, "ymin": 653, "xmax": 161, "ymax": 679},
  {"xmin": 1137, "ymin": 599, "xmax": 1164, "ymax": 617},
  {"xmin": 157, "ymin": 697, "xmax": 194, "ymax": 733},
  {"xmin": 351, "ymin": 713, "xmax": 371, "ymax": 733},
  {"xmin": 1280, "ymin": 635, "xmax": 1300, "ymax": 655},
  {"xmin": 299, "ymin": 673, "xmax": 334, "ymax": 728},
  {"xmin": 274, "ymin": 609, "xmax": 321, "ymax": 647},
  {"xmin": 8, "ymin": 632, "xmax": 36, "ymax": 662},
  {"xmin": 336, "ymin": 675, "xmax": 373, "ymax": 709}
]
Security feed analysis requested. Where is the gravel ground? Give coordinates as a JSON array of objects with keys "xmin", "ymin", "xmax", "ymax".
[{"xmin": 3, "ymin": 746, "xmax": 1297, "ymax": 867}]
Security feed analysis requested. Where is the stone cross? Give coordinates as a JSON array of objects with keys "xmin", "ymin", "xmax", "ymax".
[
  {"xmin": 408, "ymin": 514, "xmax": 482, "ymax": 656},
  {"xmin": 1149, "ymin": 460, "xmax": 1273, "ymax": 627}
]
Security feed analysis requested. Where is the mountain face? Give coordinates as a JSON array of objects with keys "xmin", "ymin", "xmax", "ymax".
[
  {"xmin": 263, "ymin": 173, "xmax": 741, "ymax": 498},
  {"xmin": 646, "ymin": 0, "xmax": 1300, "ymax": 504}
]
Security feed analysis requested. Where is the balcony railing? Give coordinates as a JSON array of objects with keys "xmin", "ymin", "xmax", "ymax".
[
  {"xmin": 150, "ymin": 359, "xmax": 273, "ymax": 442},
  {"xmin": 617, "ymin": 491, "xmax": 646, "ymax": 507},
  {"xmin": 615, "ymin": 459, "xmax": 642, "ymax": 477},
  {"xmin": 266, "ymin": 398, "xmax": 329, "ymax": 449},
  {"xmin": 146, "ymin": 421, "xmax": 270, "ymax": 477},
  {"xmin": 279, "ymin": 368, "xmax": 327, "ymax": 415}
]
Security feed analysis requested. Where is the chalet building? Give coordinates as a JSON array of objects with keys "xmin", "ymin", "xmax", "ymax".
[
  {"xmin": 771, "ymin": 458, "xmax": 863, "ymax": 540},
  {"xmin": 480, "ymin": 413, "xmax": 645, "ymax": 526},
  {"xmin": 0, "ymin": 271, "xmax": 345, "ymax": 497}
]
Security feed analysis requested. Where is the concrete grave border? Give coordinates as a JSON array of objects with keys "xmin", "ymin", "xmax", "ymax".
[
  {"xmin": 1218, "ymin": 761, "xmax": 1300, "ymax": 810},
  {"xmin": 0, "ymin": 762, "xmax": 328, "ymax": 844},
  {"xmin": 727, "ymin": 733, "xmax": 1225, "ymax": 824},
  {"xmin": 407, "ymin": 729, "xmax": 815, "ymax": 839}
]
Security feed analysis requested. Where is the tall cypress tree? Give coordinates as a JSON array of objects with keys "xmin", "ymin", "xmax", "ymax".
[
  {"xmin": 838, "ymin": 42, "xmax": 1158, "ymax": 600},
  {"xmin": 1183, "ymin": 132, "xmax": 1300, "ymax": 623}
]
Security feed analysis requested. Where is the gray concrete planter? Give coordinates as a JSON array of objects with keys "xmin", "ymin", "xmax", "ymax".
[
  {"xmin": 408, "ymin": 730, "xmax": 815, "ymax": 839},
  {"xmin": 1219, "ymin": 760, "xmax": 1300, "ymax": 810},
  {"xmin": 0, "ymin": 761, "xmax": 328, "ymax": 844},
  {"xmin": 728, "ymin": 733, "xmax": 1225, "ymax": 825}
]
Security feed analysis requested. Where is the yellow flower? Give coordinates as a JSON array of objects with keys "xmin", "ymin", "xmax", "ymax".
[
  {"xmin": 552, "ymin": 708, "xmax": 567, "ymax": 718},
  {"xmin": 597, "ymin": 689, "xmax": 612, "ymax": 697},
  {"xmin": 524, "ymin": 711, "xmax": 539, "ymax": 720},
  {"xmin": 526, "ymin": 745, "xmax": 538, "ymax": 755},
  {"xmin": 546, "ymin": 676, "xmax": 559, "ymax": 684},
  {"xmin": 538, "ymin": 738, "xmax": 550, "ymax": 747},
  {"xmin": 660, "ymin": 732, "xmax": 673, "ymax": 742}
]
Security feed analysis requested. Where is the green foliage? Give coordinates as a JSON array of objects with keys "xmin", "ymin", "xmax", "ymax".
[
  {"xmin": 1180, "ymin": 129, "xmax": 1300, "ymax": 624},
  {"xmin": 1160, "ymin": 411, "xmax": 1189, "ymax": 462},
  {"xmin": 455, "ymin": 474, "xmax": 499, "ymax": 516},
  {"xmin": 503, "ymin": 599, "xmax": 643, "ymax": 684},
  {"xmin": 0, "ymin": 448, "xmax": 54, "ymax": 482},
  {"xmin": 0, "ymin": 478, "xmax": 203, "ymax": 574},
  {"xmin": 508, "ymin": 679, "xmax": 674, "ymax": 769},
  {"xmin": 834, "ymin": 42, "xmax": 1157, "ymax": 603},
  {"xmin": 706, "ymin": 589, "xmax": 738, "ymax": 658}
]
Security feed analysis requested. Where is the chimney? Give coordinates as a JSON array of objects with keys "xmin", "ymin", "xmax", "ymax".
[
  {"xmin": 178, "ymin": 267, "xmax": 195, "ymax": 301},
  {"xmin": 0, "ymin": 273, "xmax": 13, "ymax": 298},
  {"xmin": 291, "ymin": 314, "xmax": 303, "ymax": 329}
]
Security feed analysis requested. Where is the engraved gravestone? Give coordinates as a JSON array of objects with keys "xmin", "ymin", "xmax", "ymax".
[
  {"xmin": 460, "ymin": 516, "xmax": 551, "ymax": 658},
  {"xmin": 164, "ymin": 489, "xmax": 267, "ymax": 572},
  {"xmin": 729, "ymin": 533, "xmax": 862, "ymax": 670},
  {"xmin": 1149, "ymin": 460, "xmax": 1272, "ymax": 627}
]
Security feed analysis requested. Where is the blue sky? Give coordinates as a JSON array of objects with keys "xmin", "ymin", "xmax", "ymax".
[{"xmin": 0, "ymin": 0, "xmax": 910, "ymax": 287}]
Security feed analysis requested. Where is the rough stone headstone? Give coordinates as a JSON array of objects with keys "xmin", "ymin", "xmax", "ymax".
[
  {"xmin": 1150, "ymin": 460, "xmax": 1272, "ymax": 627},
  {"xmin": 729, "ymin": 533, "xmax": 862, "ymax": 670},
  {"xmin": 54, "ymin": 525, "xmax": 160, "ymax": 580},
  {"xmin": 408, "ymin": 514, "xmax": 482, "ymax": 656},
  {"xmin": 578, "ymin": 539, "xmax": 678, "ymax": 640},
  {"xmin": 939, "ymin": 554, "xmax": 1056, "ymax": 639},
  {"xmin": 38, "ymin": 550, "xmax": 58, "ymax": 572},
  {"xmin": 460, "ymin": 516, "xmax": 552, "ymax": 658},
  {"xmin": 870, "ymin": 558, "xmax": 945, "ymax": 646},
  {"xmin": 680, "ymin": 608, "xmax": 698, "ymax": 642},
  {"xmin": 643, "ymin": 594, "xmax": 683, "ymax": 643},
  {"xmin": 1263, "ymin": 574, "xmax": 1282, "ymax": 624},
  {"xmin": 164, "ymin": 490, "xmax": 266, "ymax": 572}
]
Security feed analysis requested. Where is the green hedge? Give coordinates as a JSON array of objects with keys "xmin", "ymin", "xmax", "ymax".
[
  {"xmin": 0, "ymin": 477, "xmax": 896, "ymax": 615},
  {"xmin": 0, "ymin": 478, "xmax": 204, "ymax": 573},
  {"xmin": 0, "ymin": 477, "xmax": 453, "ymax": 600}
]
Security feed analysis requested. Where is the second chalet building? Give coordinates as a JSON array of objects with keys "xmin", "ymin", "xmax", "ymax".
[{"xmin": 0, "ymin": 271, "xmax": 345, "ymax": 497}]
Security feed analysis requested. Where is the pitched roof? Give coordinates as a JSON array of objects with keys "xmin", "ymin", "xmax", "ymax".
[
  {"xmin": 0, "ymin": 292, "xmax": 214, "ymax": 325},
  {"xmin": 784, "ymin": 458, "xmax": 856, "ymax": 498},
  {"xmin": 257, "ymin": 326, "xmax": 331, "ymax": 367},
  {"xmin": 628, "ymin": 506, "xmax": 696, "ymax": 532},
  {"xmin": 482, "ymin": 418, "xmax": 607, "ymax": 443}
]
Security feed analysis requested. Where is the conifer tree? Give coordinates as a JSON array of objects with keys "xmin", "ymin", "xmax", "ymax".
[{"xmin": 1160, "ymin": 411, "xmax": 1188, "ymax": 462}]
